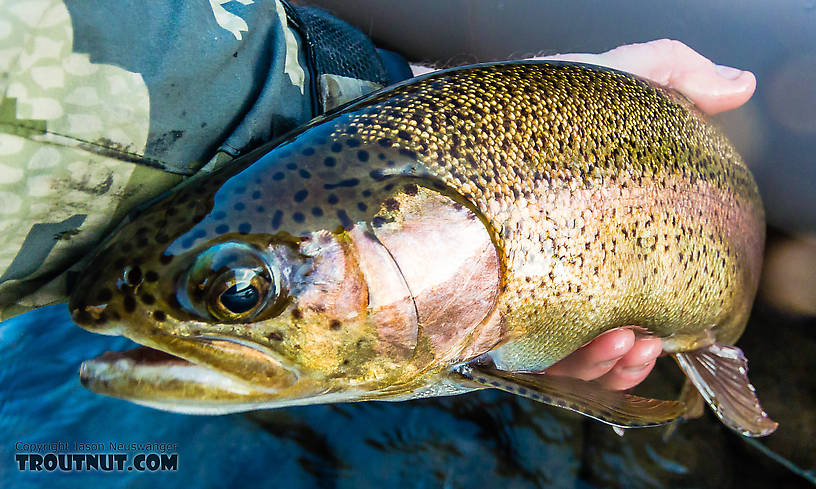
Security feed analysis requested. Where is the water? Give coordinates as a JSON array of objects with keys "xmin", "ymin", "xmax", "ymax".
[{"xmin": 2, "ymin": 304, "xmax": 813, "ymax": 488}]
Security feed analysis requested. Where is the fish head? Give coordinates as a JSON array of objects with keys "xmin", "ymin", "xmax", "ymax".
[{"xmin": 69, "ymin": 127, "xmax": 501, "ymax": 413}]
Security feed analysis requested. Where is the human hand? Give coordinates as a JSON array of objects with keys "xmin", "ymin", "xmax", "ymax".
[{"xmin": 541, "ymin": 39, "xmax": 756, "ymax": 389}]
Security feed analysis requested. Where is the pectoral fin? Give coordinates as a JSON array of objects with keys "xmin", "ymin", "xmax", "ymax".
[
  {"xmin": 673, "ymin": 343, "xmax": 778, "ymax": 437},
  {"xmin": 453, "ymin": 363, "xmax": 686, "ymax": 428}
]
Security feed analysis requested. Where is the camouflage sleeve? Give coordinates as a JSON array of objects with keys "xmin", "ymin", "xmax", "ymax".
[{"xmin": 0, "ymin": 0, "xmax": 410, "ymax": 320}]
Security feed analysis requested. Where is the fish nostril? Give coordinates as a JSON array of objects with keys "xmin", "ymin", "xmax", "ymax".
[{"xmin": 122, "ymin": 266, "xmax": 143, "ymax": 286}]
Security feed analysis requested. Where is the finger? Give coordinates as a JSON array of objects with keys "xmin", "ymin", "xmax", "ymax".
[
  {"xmin": 596, "ymin": 336, "xmax": 663, "ymax": 390},
  {"xmin": 545, "ymin": 328, "xmax": 635, "ymax": 381},
  {"xmin": 537, "ymin": 39, "xmax": 756, "ymax": 115}
]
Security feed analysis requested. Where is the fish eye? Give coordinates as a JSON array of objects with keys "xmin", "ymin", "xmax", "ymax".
[{"xmin": 182, "ymin": 242, "xmax": 280, "ymax": 322}]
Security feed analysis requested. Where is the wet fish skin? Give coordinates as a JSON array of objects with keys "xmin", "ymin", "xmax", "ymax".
[{"xmin": 69, "ymin": 61, "xmax": 768, "ymax": 431}]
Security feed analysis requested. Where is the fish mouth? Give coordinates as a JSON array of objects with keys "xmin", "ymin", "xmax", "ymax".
[{"xmin": 79, "ymin": 335, "xmax": 300, "ymax": 415}]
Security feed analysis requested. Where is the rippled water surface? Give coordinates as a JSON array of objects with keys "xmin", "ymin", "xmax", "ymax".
[{"xmin": 2, "ymin": 304, "xmax": 813, "ymax": 488}]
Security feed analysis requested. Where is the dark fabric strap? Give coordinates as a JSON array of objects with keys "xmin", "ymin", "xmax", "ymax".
[{"xmin": 282, "ymin": 3, "xmax": 411, "ymax": 114}]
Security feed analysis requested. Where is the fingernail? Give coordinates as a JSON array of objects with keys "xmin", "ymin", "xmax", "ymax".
[
  {"xmin": 595, "ymin": 358, "xmax": 621, "ymax": 369},
  {"xmin": 715, "ymin": 64, "xmax": 743, "ymax": 80},
  {"xmin": 621, "ymin": 362, "xmax": 652, "ymax": 375}
]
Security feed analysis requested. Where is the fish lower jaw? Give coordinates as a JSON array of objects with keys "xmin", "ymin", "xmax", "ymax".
[
  {"xmin": 78, "ymin": 345, "xmax": 277, "ymax": 412},
  {"xmin": 78, "ymin": 343, "xmax": 371, "ymax": 414}
]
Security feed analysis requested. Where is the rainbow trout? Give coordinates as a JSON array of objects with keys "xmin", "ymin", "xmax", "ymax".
[{"xmin": 69, "ymin": 61, "xmax": 777, "ymax": 436}]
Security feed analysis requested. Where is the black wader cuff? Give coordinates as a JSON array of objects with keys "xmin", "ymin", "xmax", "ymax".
[{"xmin": 281, "ymin": 2, "xmax": 412, "ymax": 116}]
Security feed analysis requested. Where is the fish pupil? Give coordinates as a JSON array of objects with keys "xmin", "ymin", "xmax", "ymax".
[{"xmin": 220, "ymin": 283, "xmax": 259, "ymax": 314}]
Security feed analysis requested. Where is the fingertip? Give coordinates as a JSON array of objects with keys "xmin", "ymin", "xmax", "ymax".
[
  {"xmin": 545, "ymin": 328, "xmax": 635, "ymax": 380},
  {"xmin": 676, "ymin": 67, "xmax": 757, "ymax": 115},
  {"xmin": 599, "ymin": 359, "xmax": 657, "ymax": 391},
  {"xmin": 618, "ymin": 336, "xmax": 663, "ymax": 367},
  {"xmin": 591, "ymin": 327, "xmax": 636, "ymax": 358}
]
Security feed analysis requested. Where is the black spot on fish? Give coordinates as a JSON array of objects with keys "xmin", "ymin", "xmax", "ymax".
[
  {"xmin": 159, "ymin": 253, "xmax": 174, "ymax": 265},
  {"xmin": 251, "ymin": 190, "xmax": 262, "ymax": 200},
  {"xmin": 362, "ymin": 189, "xmax": 372, "ymax": 197},
  {"xmin": 141, "ymin": 293, "xmax": 155, "ymax": 305},
  {"xmin": 324, "ymin": 178, "xmax": 360, "ymax": 190},
  {"xmin": 192, "ymin": 229, "xmax": 206, "ymax": 239},
  {"xmin": 181, "ymin": 237, "xmax": 194, "ymax": 249},
  {"xmin": 302, "ymin": 147, "xmax": 315, "ymax": 156},
  {"xmin": 153, "ymin": 310, "xmax": 166, "ymax": 322},
  {"xmin": 292, "ymin": 212, "xmax": 305, "ymax": 223},
  {"xmin": 145, "ymin": 271, "xmax": 159, "ymax": 282},
  {"xmin": 299, "ymin": 169, "xmax": 311, "ymax": 179},
  {"xmin": 294, "ymin": 190, "xmax": 308, "ymax": 202},
  {"xmin": 329, "ymin": 320, "xmax": 342, "ymax": 330},
  {"xmin": 330, "ymin": 142, "xmax": 342, "ymax": 153},
  {"xmin": 324, "ymin": 156, "xmax": 336, "ymax": 167},
  {"xmin": 346, "ymin": 138, "xmax": 360, "ymax": 147},
  {"xmin": 311, "ymin": 207, "xmax": 323, "ymax": 217},
  {"xmin": 234, "ymin": 186, "xmax": 246, "ymax": 195},
  {"xmin": 123, "ymin": 295, "xmax": 136, "ymax": 313},
  {"xmin": 337, "ymin": 210, "xmax": 352, "ymax": 229},
  {"xmin": 286, "ymin": 162, "xmax": 297, "ymax": 170},
  {"xmin": 384, "ymin": 198, "xmax": 400, "ymax": 212},
  {"xmin": 357, "ymin": 150, "xmax": 369, "ymax": 162},
  {"xmin": 273, "ymin": 172, "xmax": 284, "ymax": 181},
  {"xmin": 213, "ymin": 210, "xmax": 227, "ymax": 220},
  {"xmin": 357, "ymin": 202, "xmax": 368, "ymax": 212},
  {"xmin": 256, "ymin": 206, "xmax": 265, "ymax": 213},
  {"xmin": 403, "ymin": 183, "xmax": 418, "ymax": 196},
  {"xmin": 399, "ymin": 148, "xmax": 417, "ymax": 159},
  {"xmin": 271, "ymin": 210, "xmax": 283, "ymax": 229},
  {"xmin": 238, "ymin": 223, "xmax": 251, "ymax": 234},
  {"xmin": 97, "ymin": 288, "xmax": 113, "ymax": 302},
  {"xmin": 328, "ymin": 194, "xmax": 339, "ymax": 205},
  {"xmin": 490, "ymin": 381, "xmax": 500, "ymax": 387},
  {"xmin": 234, "ymin": 202, "xmax": 245, "ymax": 211}
]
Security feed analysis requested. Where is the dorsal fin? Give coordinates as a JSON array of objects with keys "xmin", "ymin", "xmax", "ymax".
[
  {"xmin": 673, "ymin": 343, "xmax": 778, "ymax": 437},
  {"xmin": 453, "ymin": 363, "xmax": 686, "ymax": 428}
]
